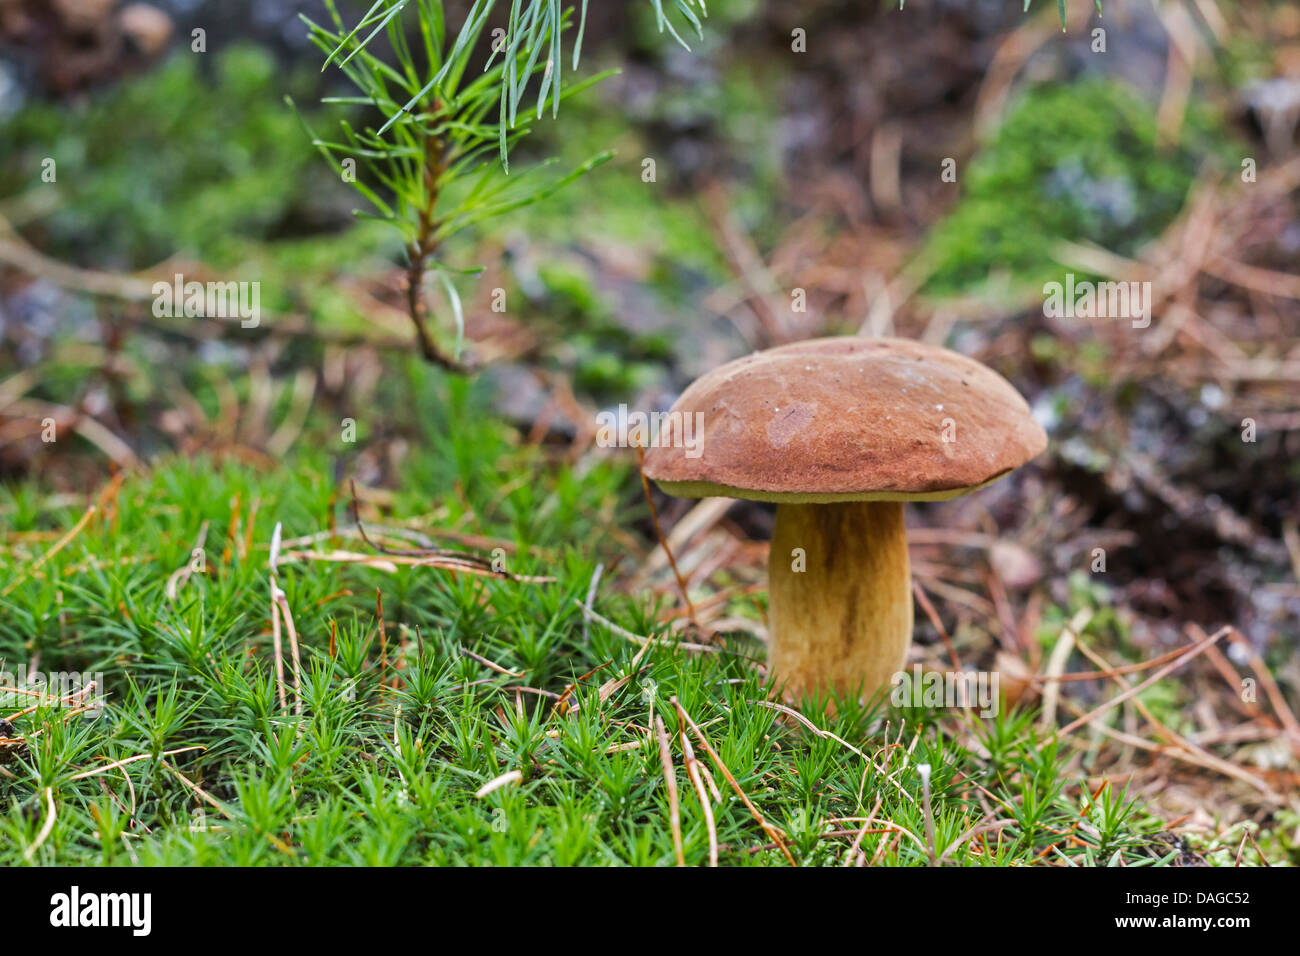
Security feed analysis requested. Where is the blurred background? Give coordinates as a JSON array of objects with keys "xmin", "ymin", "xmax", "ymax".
[{"xmin": 1, "ymin": 0, "xmax": 1298, "ymax": 848}]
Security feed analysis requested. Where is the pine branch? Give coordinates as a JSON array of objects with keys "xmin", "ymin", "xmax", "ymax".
[{"xmin": 302, "ymin": 0, "xmax": 702, "ymax": 372}]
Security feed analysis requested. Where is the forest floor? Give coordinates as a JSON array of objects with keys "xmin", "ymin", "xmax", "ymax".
[{"xmin": 0, "ymin": 0, "xmax": 1297, "ymax": 864}]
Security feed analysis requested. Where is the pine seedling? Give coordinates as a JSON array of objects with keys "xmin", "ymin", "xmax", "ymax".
[{"xmin": 297, "ymin": 0, "xmax": 708, "ymax": 370}]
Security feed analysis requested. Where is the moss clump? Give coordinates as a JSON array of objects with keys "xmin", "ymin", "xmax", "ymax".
[
  {"xmin": 921, "ymin": 79, "xmax": 1236, "ymax": 298},
  {"xmin": 2, "ymin": 46, "xmax": 349, "ymax": 269}
]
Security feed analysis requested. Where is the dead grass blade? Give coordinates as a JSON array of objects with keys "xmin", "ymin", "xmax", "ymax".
[
  {"xmin": 1058, "ymin": 626, "xmax": 1230, "ymax": 736},
  {"xmin": 672, "ymin": 697, "xmax": 796, "ymax": 865},
  {"xmin": 656, "ymin": 716, "xmax": 686, "ymax": 866}
]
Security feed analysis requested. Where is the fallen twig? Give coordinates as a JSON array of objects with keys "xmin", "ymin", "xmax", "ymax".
[
  {"xmin": 673, "ymin": 697, "xmax": 795, "ymax": 865},
  {"xmin": 655, "ymin": 716, "xmax": 685, "ymax": 867}
]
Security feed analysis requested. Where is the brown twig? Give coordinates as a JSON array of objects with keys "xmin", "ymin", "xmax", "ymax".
[
  {"xmin": 655, "ymin": 716, "xmax": 686, "ymax": 867},
  {"xmin": 672, "ymin": 697, "xmax": 796, "ymax": 865},
  {"xmin": 634, "ymin": 445, "xmax": 699, "ymax": 630},
  {"xmin": 842, "ymin": 795, "xmax": 884, "ymax": 867},
  {"xmin": 1222, "ymin": 627, "xmax": 1300, "ymax": 749},
  {"xmin": 912, "ymin": 579, "xmax": 961, "ymax": 670},
  {"xmin": 1, "ymin": 500, "xmax": 101, "ymax": 598},
  {"xmin": 344, "ymin": 481, "xmax": 546, "ymax": 582},
  {"xmin": 1070, "ymin": 635, "xmax": 1278, "ymax": 798},
  {"xmin": 459, "ymin": 647, "xmax": 523, "ymax": 678},
  {"xmin": 1057, "ymin": 627, "xmax": 1229, "ymax": 736},
  {"xmin": 754, "ymin": 698, "xmax": 917, "ymax": 805},
  {"xmin": 677, "ymin": 714, "xmax": 718, "ymax": 867}
]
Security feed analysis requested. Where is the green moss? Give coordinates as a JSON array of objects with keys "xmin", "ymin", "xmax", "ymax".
[
  {"xmin": 530, "ymin": 261, "xmax": 669, "ymax": 398},
  {"xmin": 2, "ymin": 46, "xmax": 350, "ymax": 270},
  {"xmin": 537, "ymin": 261, "xmax": 609, "ymax": 319},
  {"xmin": 1217, "ymin": 33, "xmax": 1276, "ymax": 88},
  {"xmin": 921, "ymin": 79, "xmax": 1238, "ymax": 299}
]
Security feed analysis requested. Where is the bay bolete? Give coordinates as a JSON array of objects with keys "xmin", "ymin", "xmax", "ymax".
[{"xmin": 642, "ymin": 337, "xmax": 1046, "ymax": 702}]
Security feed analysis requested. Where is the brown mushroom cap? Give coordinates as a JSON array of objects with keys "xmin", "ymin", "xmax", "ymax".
[{"xmin": 642, "ymin": 337, "xmax": 1046, "ymax": 503}]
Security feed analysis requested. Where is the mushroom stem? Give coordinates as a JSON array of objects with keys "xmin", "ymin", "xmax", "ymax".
[{"xmin": 767, "ymin": 500, "xmax": 913, "ymax": 702}]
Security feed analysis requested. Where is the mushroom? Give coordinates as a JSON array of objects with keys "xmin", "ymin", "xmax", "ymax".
[{"xmin": 642, "ymin": 337, "xmax": 1046, "ymax": 702}]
